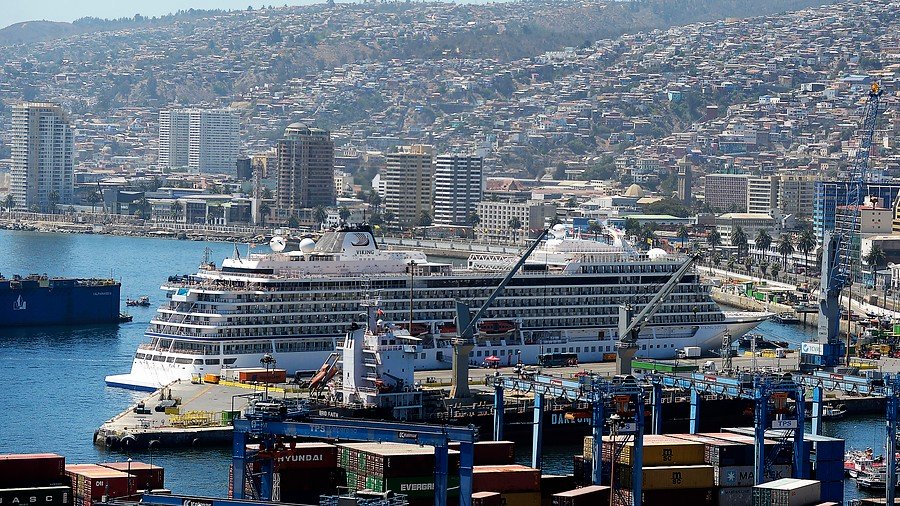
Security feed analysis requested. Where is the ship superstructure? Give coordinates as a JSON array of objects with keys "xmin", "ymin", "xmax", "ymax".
[{"xmin": 107, "ymin": 225, "xmax": 768, "ymax": 390}]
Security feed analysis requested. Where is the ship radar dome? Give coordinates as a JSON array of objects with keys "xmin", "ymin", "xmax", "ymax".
[
  {"xmin": 647, "ymin": 248, "xmax": 668, "ymax": 260},
  {"xmin": 299, "ymin": 238, "xmax": 316, "ymax": 253},
  {"xmin": 550, "ymin": 224, "xmax": 567, "ymax": 239}
]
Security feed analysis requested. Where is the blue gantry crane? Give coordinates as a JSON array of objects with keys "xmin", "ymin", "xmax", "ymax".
[
  {"xmin": 802, "ymin": 82, "xmax": 883, "ymax": 369},
  {"xmin": 230, "ymin": 409, "xmax": 478, "ymax": 506}
]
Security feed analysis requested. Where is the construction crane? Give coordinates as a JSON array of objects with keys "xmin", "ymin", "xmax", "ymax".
[
  {"xmin": 802, "ymin": 82, "xmax": 883, "ymax": 369},
  {"xmin": 616, "ymin": 253, "xmax": 699, "ymax": 375}
]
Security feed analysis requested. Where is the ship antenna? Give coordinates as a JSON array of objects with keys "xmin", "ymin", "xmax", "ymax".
[{"xmin": 233, "ymin": 242, "xmax": 241, "ymax": 261}]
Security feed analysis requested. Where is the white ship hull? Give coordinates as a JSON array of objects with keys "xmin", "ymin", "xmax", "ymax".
[{"xmin": 105, "ymin": 311, "xmax": 767, "ymax": 391}]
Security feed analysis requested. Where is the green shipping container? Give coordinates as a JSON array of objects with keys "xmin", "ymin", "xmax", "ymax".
[{"xmin": 367, "ymin": 475, "xmax": 461, "ymax": 499}]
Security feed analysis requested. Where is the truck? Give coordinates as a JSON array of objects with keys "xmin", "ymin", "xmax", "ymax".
[{"xmin": 678, "ymin": 346, "xmax": 701, "ymax": 359}]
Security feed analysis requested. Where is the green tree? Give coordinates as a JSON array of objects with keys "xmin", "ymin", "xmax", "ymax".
[
  {"xmin": 726, "ymin": 257, "xmax": 736, "ymax": 272},
  {"xmin": 87, "ymin": 192, "xmax": 101, "ymax": 213},
  {"xmin": 170, "ymin": 200, "xmax": 183, "ymax": 222},
  {"xmin": 48, "ymin": 190, "xmax": 60, "ymax": 214},
  {"xmin": 466, "ymin": 212, "xmax": 481, "ymax": 227},
  {"xmin": 383, "ymin": 211, "xmax": 396, "ymax": 228},
  {"xmin": 418, "ymin": 210, "xmax": 433, "ymax": 238},
  {"xmin": 314, "ymin": 205, "xmax": 328, "ymax": 228},
  {"xmin": 4, "ymin": 194, "xmax": 14, "ymax": 213},
  {"xmin": 865, "ymin": 245, "xmax": 887, "ymax": 288},
  {"xmin": 712, "ymin": 252, "xmax": 721, "ymax": 267},
  {"xmin": 287, "ymin": 216, "xmax": 300, "ymax": 228},
  {"xmin": 624, "ymin": 217, "xmax": 640, "ymax": 237},
  {"xmin": 770, "ymin": 262, "xmax": 781, "ymax": 279},
  {"xmin": 732, "ymin": 227, "xmax": 748, "ymax": 260},
  {"xmin": 707, "ymin": 229, "xmax": 721, "ymax": 254},
  {"xmin": 777, "ymin": 234, "xmax": 795, "ymax": 270},
  {"xmin": 755, "ymin": 229, "xmax": 772, "ymax": 256},
  {"xmin": 508, "ymin": 216, "xmax": 523, "ymax": 242},
  {"xmin": 797, "ymin": 228, "xmax": 816, "ymax": 273},
  {"xmin": 676, "ymin": 225, "xmax": 690, "ymax": 249},
  {"xmin": 259, "ymin": 203, "xmax": 271, "ymax": 226},
  {"xmin": 339, "ymin": 206, "xmax": 351, "ymax": 224}
]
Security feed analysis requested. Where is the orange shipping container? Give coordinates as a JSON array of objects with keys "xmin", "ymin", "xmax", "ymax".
[
  {"xmin": 616, "ymin": 464, "xmax": 715, "ymax": 490},
  {"xmin": 237, "ymin": 369, "xmax": 286, "ymax": 383}
]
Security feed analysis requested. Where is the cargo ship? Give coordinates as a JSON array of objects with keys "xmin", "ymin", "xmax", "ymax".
[{"xmin": 0, "ymin": 275, "xmax": 121, "ymax": 326}]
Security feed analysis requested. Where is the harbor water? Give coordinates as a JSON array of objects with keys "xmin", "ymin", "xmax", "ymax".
[{"xmin": 0, "ymin": 229, "xmax": 886, "ymax": 500}]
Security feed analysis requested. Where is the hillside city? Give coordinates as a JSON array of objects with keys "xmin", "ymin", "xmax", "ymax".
[{"xmin": 0, "ymin": 0, "xmax": 898, "ymax": 292}]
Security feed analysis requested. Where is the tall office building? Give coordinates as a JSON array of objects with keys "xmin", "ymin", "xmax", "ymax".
[
  {"xmin": 158, "ymin": 108, "xmax": 239, "ymax": 174},
  {"xmin": 703, "ymin": 173, "xmax": 749, "ymax": 212},
  {"xmin": 10, "ymin": 102, "xmax": 74, "ymax": 210},
  {"xmin": 384, "ymin": 145, "xmax": 434, "ymax": 227},
  {"xmin": 433, "ymin": 154, "xmax": 483, "ymax": 226},
  {"xmin": 675, "ymin": 157, "xmax": 692, "ymax": 205},
  {"xmin": 276, "ymin": 123, "xmax": 335, "ymax": 216},
  {"xmin": 747, "ymin": 176, "xmax": 778, "ymax": 215}
]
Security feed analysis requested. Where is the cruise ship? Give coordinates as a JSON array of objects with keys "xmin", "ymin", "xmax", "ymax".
[{"xmin": 106, "ymin": 225, "xmax": 769, "ymax": 390}]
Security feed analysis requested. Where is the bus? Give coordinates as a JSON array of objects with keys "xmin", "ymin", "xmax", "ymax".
[{"xmin": 537, "ymin": 353, "xmax": 578, "ymax": 367}]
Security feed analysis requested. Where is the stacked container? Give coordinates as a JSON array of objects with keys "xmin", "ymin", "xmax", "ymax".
[
  {"xmin": 803, "ymin": 434, "xmax": 844, "ymax": 503},
  {"xmin": 472, "ymin": 464, "xmax": 541, "ymax": 506},
  {"xmin": 752, "ymin": 478, "xmax": 821, "ymax": 506},
  {"xmin": 448, "ymin": 441, "xmax": 515, "ymax": 465},
  {"xmin": 551, "ymin": 485, "xmax": 610, "ymax": 506},
  {"xmin": 98, "ymin": 462, "xmax": 164, "ymax": 492},
  {"xmin": 337, "ymin": 442, "xmax": 459, "ymax": 506},
  {"xmin": 65, "ymin": 464, "xmax": 137, "ymax": 506},
  {"xmin": 271, "ymin": 443, "xmax": 340, "ymax": 504},
  {"xmin": 0, "ymin": 454, "xmax": 69, "ymax": 506}
]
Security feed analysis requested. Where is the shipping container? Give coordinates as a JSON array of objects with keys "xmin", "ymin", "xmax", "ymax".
[
  {"xmin": 0, "ymin": 486, "xmax": 70, "ymax": 506},
  {"xmin": 98, "ymin": 462, "xmax": 164, "ymax": 490},
  {"xmin": 572, "ymin": 456, "xmax": 591, "ymax": 487},
  {"xmin": 603, "ymin": 435, "xmax": 705, "ymax": 466},
  {"xmin": 552, "ymin": 485, "xmax": 610, "ymax": 506},
  {"xmin": 718, "ymin": 486, "xmax": 752, "ymax": 506},
  {"xmin": 0, "ymin": 454, "xmax": 66, "ymax": 488},
  {"xmin": 614, "ymin": 464, "xmax": 714, "ymax": 490},
  {"xmin": 336, "ymin": 442, "xmax": 456, "ymax": 477},
  {"xmin": 619, "ymin": 487, "xmax": 716, "ymax": 506},
  {"xmin": 203, "ymin": 374, "xmax": 220, "ymax": 384},
  {"xmin": 276, "ymin": 468, "xmax": 341, "ymax": 503},
  {"xmin": 818, "ymin": 480, "xmax": 842, "ymax": 504},
  {"xmin": 752, "ymin": 478, "xmax": 821, "ymax": 506},
  {"xmin": 669, "ymin": 433, "xmax": 754, "ymax": 467},
  {"xmin": 472, "ymin": 491, "xmax": 502, "ymax": 506},
  {"xmin": 582, "ymin": 436, "xmax": 593, "ymax": 460},
  {"xmin": 500, "ymin": 492, "xmax": 541, "ymax": 506},
  {"xmin": 226, "ymin": 368, "xmax": 286, "ymax": 384},
  {"xmin": 707, "ymin": 432, "xmax": 793, "ymax": 465},
  {"xmin": 716, "ymin": 464, "xmax": 791, "ymax": 487},
  {"xmin": 271, "ymin": 443, "xmax": 337, "ymax": 470},
  {"xmin": 473, "ymin": 465, "xmax": 541, "ymax": 493},
  {"xmin": 449, "ymin": 441, "xmax": 516, "ymax": 465},
  {"xmin": 64, "ymin": 465, "xmax": 136, "ymax": 501}
]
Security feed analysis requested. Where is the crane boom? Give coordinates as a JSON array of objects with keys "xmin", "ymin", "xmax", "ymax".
[{"xmin": 619, "ymin": 253, "xmax": 700, "ymax": 342}]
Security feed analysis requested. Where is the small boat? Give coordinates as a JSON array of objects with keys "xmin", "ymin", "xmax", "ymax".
[
  {"xmin": 822, "ymin": 404, "xmax": 847, "ymax": 420},
  {"xmin": 126, "ymin": 296, "xmax": 151, "ymax": 307},
  {"xmin": 772, "ymin": 312, "xmax": 801, "ymax": 325},
  {"xmin": 118, "ymin": 312, "xmax": 133, "ymax": 323},
  {"xmin": 845, "ymin": 448, "xmax": 883, "ymax": 478},
  {"xmin": 856, "ymin": 468, "xmax": 887, "ymax": 490}
]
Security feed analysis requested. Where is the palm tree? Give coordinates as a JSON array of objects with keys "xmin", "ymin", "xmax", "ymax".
[
  {"xmin": 313, "ymin": 205, "xmax": 328, "ymax": 229},
  {"xmin": 137, "ymin": 197, "xmax": 150, "ymax": 221},
  {"xmin": 777, "ymin": 234, "xmax": 795, "ymax": 270},
  {"xmin": 624, "ymin": 217, "xmax": 640, "ymax": 237},
  {"xmin": 338, "ymin": 206, "xmax": 351, "ymax": 225},
  {"xmin": 732, "ymin": 226, "xmax": 748, "ymax": 260},
  {"xmin": 771, "ymin": 262, "xmax": 781, "ymax": 279},
  {"xmin": 87, "ymin": 192, "xmax": 101, "ymax": 213},
  {"xmin": 755, "ymin": 229, "xmax": 772, "ymax": 259},
  {"xmin": 383, "ymin": 211, "xmax": 396, "ymax": 229},
  {"xmin": 418, "ymin": 210, "xmax": 432, "ymax": 238},
  {"xmin": 865, "ymin": 245, "xmax": 887, "ymax": 289},
  {"xmin": 726, "ymin": 257, "xmax": 736, "ymax": 272},
  {"xmin": 712, "ymin": 252, "xmax": 721, "ymax": 267},
  {"xmin": 640, "ymin": 223, "xmax": 656, "ymax": 250},
  {"xmin": 676, "ymin": 225, "xmax": 690, "ymax": 249},
  {"xmin": 466, "ymin": 212, "xmax": 481, "ymax": 227},
  {"xmin": 797, "ymin": 228, "xmax": 816, "ymax": 273},
  {"xmin": 4, "ymin": 195, "xmax": 14, "ymax": 213},
  {"xmin": 48, "ymin": 190, "xmax": 60, "ymax": 214},
  {"xmin": 170, "ymin": 200, "xmax": 183, "ymax": 222},
  {"xmin": 707, "ymin": 229, "xmax": 722, "ymax": 255},
  {"xmin": 759, "ymin": 261, "xmax": 769, "ymax": 277},
  {"xmin": 259, "ymin": 203, "xmax": 271, "ymax": 226},
  {"xmin": 508, "ymin": 217, "xmax": 523, "ymax": 243}
]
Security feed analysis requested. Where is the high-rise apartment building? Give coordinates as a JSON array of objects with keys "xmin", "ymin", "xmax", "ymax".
[
  {"xmin": 158, "ymin": 108, "xmax": 239, "ymax": 174},
  {"xmin": 776, "ymin": 174, "xmax": 817, "ymax": 217},
  {"xmin": 747, "ymin": 176, "xmax": 778, "ymax": 215},
  {"xmin": 275, "ymin": 123, "xmax": 335, "ymax": 216},
  {"xmin": 433, "ymin": 154, "xmax": 483, "ymax": 226},
  {"xmin": 10, "ymin": 102, "xmax": 74, "ymax": 210},
  {"xmin": 384, "ymin": 145, "xmax": 434, "ymax": 227},
  {"xmin": 703, "ymin": 174, "xmax": 749, "ymax": 212}
]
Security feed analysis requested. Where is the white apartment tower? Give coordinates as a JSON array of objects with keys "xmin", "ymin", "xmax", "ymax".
[
  {"xmin": 159, "ymin": 108, "xmax": 239, "ymax": 174},
  {"xmin": 433, "ymin": 154, "xmax": 483, "ymax": 226},
  {"xmin": 10, "ymin": 102, "xmax": 74, "ymax": 210}
]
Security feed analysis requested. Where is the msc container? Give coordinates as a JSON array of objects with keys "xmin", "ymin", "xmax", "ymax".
[
  {"xmin": 616, "ymin": 464, "xmax": 714, "ymax": 490},
  {"xmin": 715, "ymin": 464, "xmax": 791, "ymax": 487},
  {"xmin": 718, "ymin": 486, "xmax": 753, "ymax": 506},
  {"xmin": 271, "ymin": 442, "xmax": 337, "ymax": 470},
  {"xmin": 0, "ymin": 486, "xmax": 71, "ymax": 506},
  {"xmin": 65, "ymin": 464, "xmax": 136, "ymax": 501},
  {"xmin": 0, "ymin": 454, "xmax": 66, "ymax": 488},
  {"xmin": 473, "ymin": 465, "xmax": 541, "ymax": 493},
  {"xmin": 620, "ymin": 487, "xmax": 716, "ymax": 506},
  {"xmin": 603, "ymin": 435, "xmax": 705, "ymax": 466},
  {"xmin": 752, "ymin": 478, "xmax": 821, "ymax": 506},
  {"xmin": 551, "ymin": 485, "xmax": 610, "ymax": 506},
  {"xmin": 472, "ymin": 492, "xmax": 502, "ymax": 506},
  {"xmin": 448, "ymin": 441, "xmax": 516, "ymax": 465},
  {"xmin": 98, "ymin": 462, "xmax": 164, "ymax": 490}
]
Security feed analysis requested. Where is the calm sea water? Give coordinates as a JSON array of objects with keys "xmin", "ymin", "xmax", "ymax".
[{"xmin": 0, "ymin": 230, "xmax": 885, "ymax": 500}]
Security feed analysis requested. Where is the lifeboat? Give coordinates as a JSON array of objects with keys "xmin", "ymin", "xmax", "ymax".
[
  {"xmin": 308, "ymin": 362, "xmax": 337, "ymax": 390},
  {"xmin": 479, "ymin": 320, "xmax": 516, "ymax": 334},
  {"xmin": 400, "ymin": 322, "xmax": 428, "ymax": 336}
]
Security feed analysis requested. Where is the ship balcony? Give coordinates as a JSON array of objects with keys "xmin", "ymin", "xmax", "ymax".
[{"xmin": 171, "ymin": 287, "xmax": 199, "ymax": 303}]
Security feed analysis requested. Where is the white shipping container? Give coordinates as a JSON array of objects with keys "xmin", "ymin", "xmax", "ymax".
[
  {"xmin": 718, "ymin": 486, "xmax": 752, "ymax": 506},
  {"xmin": 683, "ymin": 346, "xmax": 701, "ymax": 358},
  {"xmin": 753, "ymin": 478, "xmax": 820, "ymax": 506},
  {"xmin": 715, "ymin": 464, "xmax": 791, "ymax": 487}
]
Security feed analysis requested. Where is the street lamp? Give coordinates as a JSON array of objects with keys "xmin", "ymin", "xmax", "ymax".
[{"xmin": 260, "ymin": 353, "xmax": 276, "ymax": 400}]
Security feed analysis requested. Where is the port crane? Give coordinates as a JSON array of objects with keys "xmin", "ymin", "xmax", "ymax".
[
  {"xmin": 801, "ymin": 82, "xmax": 883, "ymax": 369},
  {"xmin": 616, "ymin": 253, "xmax": 699, "ymax": 375}
]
